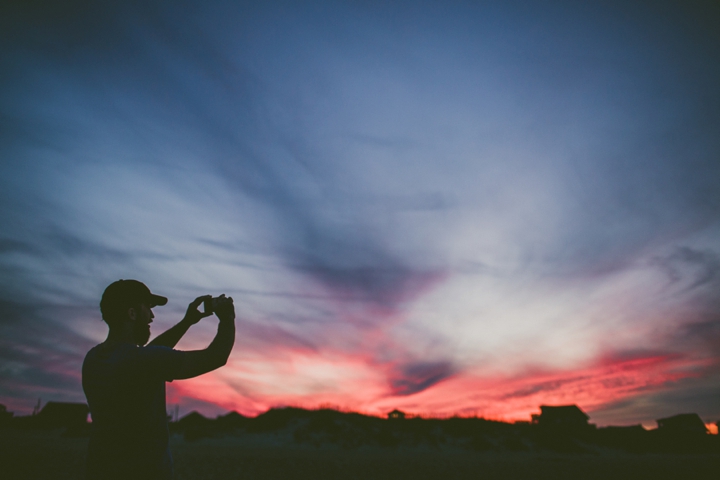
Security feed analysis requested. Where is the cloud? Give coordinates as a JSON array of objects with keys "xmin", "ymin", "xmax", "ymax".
[
  {"xmin": 652, "ymin": 246, "xmax": 720, "ymax": 292},
  {"xmin": 589, "ymin": 372, "xmax": 720, "ymax": 426},
  {"xmin": 1, "ymin": 0, "xmax": 720, "ymax": 425},
  {"xmin": 387, "ymin": 360, "xmax": 455, "ymax": 396},
  {"xmin": 499, "ymin": 375, "xmax": 588, "ymax": 400},
  {"xmin": 236, "ymin": 322, "xmax": 320, "ymax": 354},
  {"xmin": 0, "ymin": 300, "xmax": 96, "ymax": 413},
  {"xmin": 297, "ymin": 264, "xmax": 442, "ymax": 311},
  {"xmin": 678, "ymin": 317, "xmax": 720, "ymax": 353}
]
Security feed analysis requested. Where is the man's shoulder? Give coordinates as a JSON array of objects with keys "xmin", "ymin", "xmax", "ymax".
[
  {"xmin": 86, "ymin": 343, "xmax": 181, "ymax": 362},
  {"xmin": 84, "ymin": 343, "xmax": 184, "ymax": 381},
  {"xmin": 135, "ymin": 345, "xmax": 185, "ymax": 381},
  {"xmin": 136, "ymin": 344, "xmax": 181, "ymax": 359},
  {"xmin": 84, "ymin": 342, "xmax": 135, "ymax": 369},
  {"xmin": 86, "ymin": 341, "xmax": 134, "ymax": 357}
]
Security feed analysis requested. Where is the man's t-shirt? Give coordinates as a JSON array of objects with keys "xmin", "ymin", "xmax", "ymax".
[{"xmin": 82, "ymin": 342, "xmax": 185, "ymax": 480}]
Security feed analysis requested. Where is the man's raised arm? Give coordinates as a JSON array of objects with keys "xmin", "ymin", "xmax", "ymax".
[
  {"xmin": 149, "ymin": 295, "xmax": 213, "ymax": 349},
  {"xmin": 171, "ymin": 295, "xmax": 236, "ymax": 379}
]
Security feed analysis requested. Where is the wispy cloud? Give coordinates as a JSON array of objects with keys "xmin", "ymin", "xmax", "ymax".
[{"xmin": 1, "ymin": 1, "xmax": 719, "ymax": 424}]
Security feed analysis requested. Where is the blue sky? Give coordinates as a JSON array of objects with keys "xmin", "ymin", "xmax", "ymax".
[{"xmin": 1, "ymin": 0, "xmax": 719, "ymax": 427}]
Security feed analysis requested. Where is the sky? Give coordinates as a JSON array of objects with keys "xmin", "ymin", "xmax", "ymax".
[{"xmin": 1, "ymin": 0, "xmax": 719, "ymax": 429}]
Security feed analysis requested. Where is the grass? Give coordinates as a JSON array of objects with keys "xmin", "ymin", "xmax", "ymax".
[{"xmin": 1, "ymin": 429, "xmax": 717, "ymax": 480}]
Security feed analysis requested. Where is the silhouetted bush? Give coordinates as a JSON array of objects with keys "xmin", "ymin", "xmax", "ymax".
[
  {"xmin": 247, "ymin": 407, "xmax": 311, "ymax": 433},
  {"xmin": 595, "ymin": 425, "xmax": 650, "ymax": 453}
]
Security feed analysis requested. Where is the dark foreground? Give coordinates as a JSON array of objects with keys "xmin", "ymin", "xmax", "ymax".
[{"xmin": 1, "ymin": 430, "xmax": 717, "ymax": 480}]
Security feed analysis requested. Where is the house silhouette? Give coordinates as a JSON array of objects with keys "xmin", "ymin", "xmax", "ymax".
[
  {"xmin": 531, "ymin": 405, "xmax": 591, "ymax": 429},
  {"xmin": 656, "ymin": 413, "xmax": 708, "ymax": 435},
  {"xmin": 387, "ymin": 409, "xmax": 406, "ymax": 420}
]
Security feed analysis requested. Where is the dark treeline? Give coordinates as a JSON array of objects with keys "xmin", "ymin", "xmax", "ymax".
[{"xmin": 1, "ymin": 402, "xmax": 718, "ymax": 454}]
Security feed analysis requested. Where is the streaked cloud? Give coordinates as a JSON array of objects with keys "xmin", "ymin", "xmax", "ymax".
[{"xmin": 0, "ymin": 1, "xmax": 719, "ymax": 426}]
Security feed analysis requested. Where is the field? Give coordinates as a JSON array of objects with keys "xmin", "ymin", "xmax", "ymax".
[{"xmin": 1, "ymin": 429, "xmax": 717, "ymax": 480}]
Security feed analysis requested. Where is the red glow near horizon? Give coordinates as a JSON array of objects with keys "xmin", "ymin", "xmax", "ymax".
[{"xmin": 166, "ymin": 348, "xmax": 712, "ymax": 424}]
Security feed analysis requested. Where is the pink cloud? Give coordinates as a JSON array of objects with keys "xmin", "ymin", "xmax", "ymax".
[{"xmin": 169, "ymin": 347, "xmax": 713, "ymax": 424}]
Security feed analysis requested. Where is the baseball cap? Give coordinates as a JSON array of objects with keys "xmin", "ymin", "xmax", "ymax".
[{"xmin": 100, "ymin": 279, "xmax": 168, "ymax": 321}]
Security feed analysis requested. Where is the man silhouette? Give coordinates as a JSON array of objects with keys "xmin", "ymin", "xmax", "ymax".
[{"xmin": 82, "ymin": 279, "xmax": 235, "ymax": 480}]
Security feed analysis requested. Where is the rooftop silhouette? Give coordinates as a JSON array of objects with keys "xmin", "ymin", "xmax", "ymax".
[{"xmin": 5, "ymin": 402, "xmax": 715, "ymax": 454}]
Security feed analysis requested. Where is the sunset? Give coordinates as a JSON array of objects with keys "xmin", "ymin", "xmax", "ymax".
[{"xmin": 1, "ymin": 0, "xmax": 719, "ymax": 439}]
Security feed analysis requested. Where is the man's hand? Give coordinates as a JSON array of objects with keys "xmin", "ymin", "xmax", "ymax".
[
  {"xmin": 149, "ymin": 295, "xmax": 214, "ymax": 348},
  {"xmin": 183, "ymin": 295, "xmax": 214, "ymax": 325},
  {"xmin": 170, "ymin": 294, "xmax": 236, "ymax": 380},
  {"xmin": 213, "ymin": 295, "xmax": 235, "ymax": 323}
]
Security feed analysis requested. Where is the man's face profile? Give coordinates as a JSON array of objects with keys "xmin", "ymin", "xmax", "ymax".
[{"xmin": 129, "ymin": 303, "xmax": 154, "ymax": 346}]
